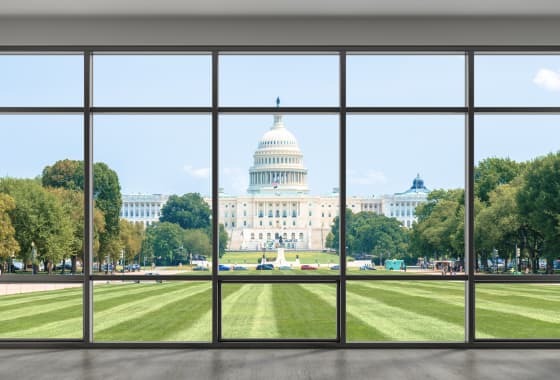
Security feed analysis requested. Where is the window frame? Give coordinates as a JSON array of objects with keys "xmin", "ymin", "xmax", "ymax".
[{"xmin": 1, "ymin": 45, "xmax": 560, "ymax": 349}]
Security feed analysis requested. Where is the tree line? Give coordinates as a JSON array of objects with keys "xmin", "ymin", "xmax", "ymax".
[
  {"xmin": 327, "ymin": 153, "xmax": 560, "ymax": 272},
  {"xmin": 0, "ymin": 159, "xmax": 227, "ymax": 273}
]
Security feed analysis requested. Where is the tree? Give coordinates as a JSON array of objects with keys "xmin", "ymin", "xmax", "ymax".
[
  {"xmin": 327, "ymin": 208, "xmax": 353, "ymax": 254},
  {"xmin": 160, "ymin": 193, "xmax": 211, "ymax": 230},
  {"xmin": 409, "ymin": 189, "xmax": 465, "ymax": 261},
  {"xmin": 218, "ymin": 224, "xmax": 228, "ymax": 258},
  {"xmin": 47, "ymin": 188, "xmax": 83, "ymax": 273},
  {"xmin": 143, "ymin": 222, "xmax": 185, "ymax": 266},
  {"xmin": 347, "ymin": 212, "xmax": 409, "ymax": 262},
  {"xmin": 0, "ymin": 193, "xmax": 20, "ymax": 269},
  {"xmin": 518, "ymin": 153, "xmax": 560, "ymax": 273},
  {"xmin": 41, "ymin": 160, "xmax": 122, "ymax": 262},
  {"xmin": 476, "ymin": 183, "xmax": 522, "ymax": 272},
  {"xmin": 328, "ymin": 209, "xmax": 409, "ymax": 262},
  {"xmin": 119, "ymin": 220, "xmax": 144, "ymax": 263},
  {"xmin": 475, "ymin": 157, "xmax": 525, "ymax": 203},
  {"xmin": 183, "ymin": 229, "xmax": 211, "ymax": 262},
  {"xmin": 42, "ymin": 159, "xmax": 83, "ymax": 191},
  {"xmin": 0, "ymin": 178, "xmax": 73, "ymax": 274}
]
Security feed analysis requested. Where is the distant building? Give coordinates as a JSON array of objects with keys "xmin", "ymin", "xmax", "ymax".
[
  {"xmin": 120, "ymin": 193, "xmax": 169, "ymax": 227},
  {"xmin": 120, "ymin": 113, "xmax": 430, "ymax": 249},
  {"xmin": 213, "ymin": 113, "xmax": 430, "ymax": 250}
]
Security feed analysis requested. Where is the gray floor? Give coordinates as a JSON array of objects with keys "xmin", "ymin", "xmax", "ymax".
[{"xmin": 0, "ymin": 349, "xmax": 558, "ymax": 380}]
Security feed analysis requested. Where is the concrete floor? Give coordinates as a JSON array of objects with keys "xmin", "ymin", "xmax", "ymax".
[{"xmin": 0, "ymin": 349, "xmax": 558, "ymax": 380}]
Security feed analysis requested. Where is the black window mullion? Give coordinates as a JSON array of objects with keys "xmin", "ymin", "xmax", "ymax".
[
  {"xmin": 465, "ymin": 50, "xmax": 476, "ymax": 344},
  {"xmin": 83, "ymin": 50, "xmax": 93, "ymax": 344},
  {"xmin": 339, "ymin": 50, "xmax": 347, "ymax": 344},
  {"xmin": 212, "ymin": 50, "xmax": 220, "ymax": 344}
]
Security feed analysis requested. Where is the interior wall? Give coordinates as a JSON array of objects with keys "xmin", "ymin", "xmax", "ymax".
[{"xmin": 0, "ymin": 17, "xmax": 560, "ymax": 46}]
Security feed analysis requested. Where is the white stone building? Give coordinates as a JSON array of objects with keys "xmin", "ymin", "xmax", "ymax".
[
  {"xmin": 120, "ymin": 193, "xmax": 169, "ymax": 227},
  {"xmin": 216, "ymin": 114, "xmax": 430, "ymax": 250},
  {"xmin": 120, "ymin": 114, "xmax": 430, "ymax": 249}
]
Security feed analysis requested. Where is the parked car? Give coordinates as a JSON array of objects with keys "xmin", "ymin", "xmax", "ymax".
[
  {"xmin": 300, "ymin": 264, "xmax": 317, "ymax": 270},
  {"xmin": 330, "ymin": 264, "xmax": 340, "ymax": 270},
  {"xmin": 55, "ymin": 262, "xmax": 72, "ymax": 270},
  {"xmin": 193, "ymin": 266, "xmax": 209, "ymax": 271},
  {"xmin": 360, "ymin": 265, "xmax": 376, "ymax": 271},
  {"xmin": 278, "ymin": 265, "xmax": 292, "ymax": 270},
  {"xmin": 218, "ymin": 264, "xmax": 231, "ymax": 271},
  {"xmin": 233, "ymin": 265, "xmax": 248, "ymax": 271},
  {"xmin": 256, "ymin": 264, "xmax": 274, "ymax": 270},
  {"xmin": 101, "ymin": 264, "xmax": 114, "ymax": 271}
]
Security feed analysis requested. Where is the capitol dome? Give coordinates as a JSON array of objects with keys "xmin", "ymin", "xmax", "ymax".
[{"xmin": 248, "ymin": 113, "xmax": 309, "ymax": 194}]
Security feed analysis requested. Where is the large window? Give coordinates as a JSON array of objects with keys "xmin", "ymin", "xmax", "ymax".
[{"xmin": 1, "ymin": 48, "xmax": 559, "ymax": 347}]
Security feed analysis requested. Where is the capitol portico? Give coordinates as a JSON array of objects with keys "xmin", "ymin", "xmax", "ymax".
[{"xmin": 121, "ymin": 111, "xmax": 431, "ymax": 250}]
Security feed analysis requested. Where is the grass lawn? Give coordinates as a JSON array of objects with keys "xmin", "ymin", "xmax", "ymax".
[
  {"xmin": 1, "ymin": 282, "xmax": 559, "ymax": 341},
  {"xmin": 221, "ymin": 250, "xmax": 338, "ymax": 265}
]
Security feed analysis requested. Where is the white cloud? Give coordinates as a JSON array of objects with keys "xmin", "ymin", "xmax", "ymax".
[
  {"xmin": 349, "ymin": 170, "xmax": 387, "ymax": 185},
  {"xmin": 183, "ymin": 165, "xmax": 210, "ymax": 179},
  {"xmin": 533, "ymin": 68, "xmax": 560, "ymax": 91}
]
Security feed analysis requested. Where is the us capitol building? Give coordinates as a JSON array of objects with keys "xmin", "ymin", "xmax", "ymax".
[{"xmin": 121, "ymin": 113, "xmax": 430, "ymax": 250}]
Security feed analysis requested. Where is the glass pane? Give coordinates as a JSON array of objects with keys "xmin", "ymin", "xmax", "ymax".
[
  {"xmin": 346, "ymin": 115, "xmax": 465, "ymax": 275},
  {"xmin": 347, "ymin": 54, "xmax": 465, "ymax": 106},
  {"xmin": 93, "ymin": 54, "xmax": 211, "ymax": 106},
  {"xmin": 219, "ymin": 114, "xmax": 339, "ymax": 275},
  {"xmin": 93, "ymin": 115, "xmax": 211, "ymax": 275},
  {"xmin": 475, "ymin": 115, "xmax": 560, "ymax": 275},
  {"xmin": 221, "ymin": 283, "xmax": 336, "ymax": 339},
  {"xmin": 0, "ymin": 115, "xmax": 84, "ymax": 276},
  {"xmin": 0, "ymin": 54, "xmax": 83, "ymax": 106},
  {"xmin": 0, "ymin": 283, "xmax": 82, "ymax": 339},
  {"xmin": 93, "ymin": 281, "xmax": 211, "ymax": 341},
  {"xmin": 219, "ymin": 54, "xmax": 339, "ymax": 106},
  {"xmin": 347, "ymin": 281, "xmax": 464, "ymax": 341},
  {"xmin": 476, "ymin": 54, "xmax": 560, "ymax": 106},
  {"xmin": 476, "ymin": 283, "xmax": 560, "ymax": 339}
]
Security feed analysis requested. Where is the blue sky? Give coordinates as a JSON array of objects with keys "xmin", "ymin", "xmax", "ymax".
[{"xmin": 1, "ymin": 54, "xmax": 560, "ymax": 197}]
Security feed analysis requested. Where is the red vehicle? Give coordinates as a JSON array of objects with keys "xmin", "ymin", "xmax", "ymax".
[{"xmin": 300, "ymin": 264, "xmax": 317, "ymax": 270}]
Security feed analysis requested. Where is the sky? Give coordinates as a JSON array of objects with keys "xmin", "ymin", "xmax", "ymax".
[{"xmin": 1, "ymin": 53, "xmax": 560, "ymax": 197}]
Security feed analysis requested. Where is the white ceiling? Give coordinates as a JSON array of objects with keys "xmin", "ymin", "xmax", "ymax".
[{"xmin": 2, "ymin": 0, "xmax": 560, "ymax": 17}]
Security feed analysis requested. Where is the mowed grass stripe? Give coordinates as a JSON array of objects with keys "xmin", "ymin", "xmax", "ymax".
[
  {"xmin": 300, "ymin": 283, "xmax": 391, "ymax": 341},
  {"xmin": 94, "ymin": 282, "xmax": 209, "ymax": 340},
  {"xmin": 0, "ymin": 289, "xmax": 83, "ymax": 338},
  {"xmin": 476, "ymin": 294, "xmax": 560, "ymax": 324},
  {"xmin": 272, "ymin": 284, "xmax": 337, "ymax": 339},
  {"xmin": 346, "ymin": 283, "xmax": 464, "ymax": 341},
  {"xmin": 221, "ymin": 283, "xmax": 278, "ymax": 339},
  {"xmin": 92, "ymin": 282, "xmax": 199, "ymax": 314},
  {"xmin": 476, "ymin": 307, "xmax": 560, "ymax": 339},
  {"xmin": 0, "ymin": 288, "xmax": 83, "ymax": 321},
  {"xmin": 0, "ymin": 286, "xmax": 82, "ymax": 310},
  {"xmin": 353, "ymin": 281, "xmax": 464, "ymax": 309},
  {"xmin": 476, "ymin": 284, "xmax": 560, "ymax": 303},
  {"xmin": 95, "ymin": 283, "xmax": 212, "ymax": 342}
]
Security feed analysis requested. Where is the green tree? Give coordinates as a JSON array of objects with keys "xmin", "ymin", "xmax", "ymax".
[
  {"xmin": 518, "ymin": 153, "xmax": 560, "ymax": 273},
  {"xmin": 347, "ymin": 212, "xmax": 409, "ymax": 263},
  {"xmin": 409, "ymin": 189, "xmax": 465, "ymax": 261},
  {"xmin": 476, "ymin": 182, "xmax": 522, "ymax": 272},
  {"xmin": 143, "ymin": 222, "xmax": 185, "ymax": 265},
  {"xmin": 0, "ymin": 178, "xmax": 73, "ymax": 274},
  {"xmin": 119, "ymin": 220, "xmax": 145, "ymax": 263},
  {"xmin": 183, "ymin": 229, "xmax": 211, "ymax": 262},
  {"xmin": 475, "ymin": 157, "xmax": 525, "ymax": 203},
  {"xmin": 41, "ymin": 160, "xmax": 122, "ymax": 261},
  {"xmin": 160, "ymin": 193, "xmax": 211, "ymax": 230},
  {"xmin": 0, "ymin": 193, "xmax": 20, "ymax": 270}
]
